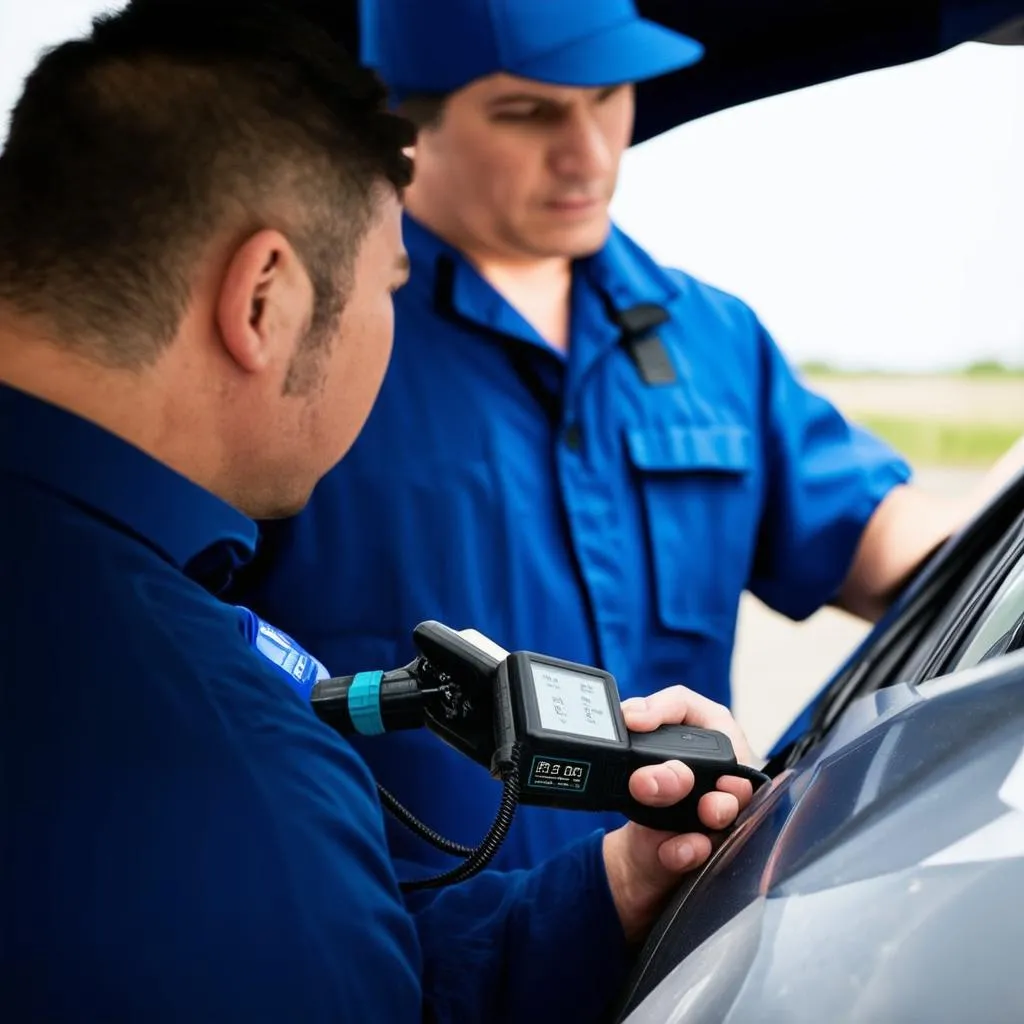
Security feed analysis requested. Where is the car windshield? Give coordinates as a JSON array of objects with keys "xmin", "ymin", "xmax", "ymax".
[{"xmin": 949, "ymin": 539, "xmax": 1024, "ymax": 670}]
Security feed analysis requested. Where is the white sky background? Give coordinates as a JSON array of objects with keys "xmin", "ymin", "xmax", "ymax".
[
  {"xmin": 2, "ymin": 4, "xmax": 1023, "ymax": 371},
  {"xmin": 613, "ymin": 41, "xmax": 1024, "ymax": 372}
]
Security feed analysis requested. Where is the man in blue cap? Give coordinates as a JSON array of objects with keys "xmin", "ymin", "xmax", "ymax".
[
  {"xmin": 229, "ymin": 0, "xmax": 1023, "ymax": 879},
  {"xmin": 1, "ymin": 1, "xmax": 759, "ymax": 1018}
]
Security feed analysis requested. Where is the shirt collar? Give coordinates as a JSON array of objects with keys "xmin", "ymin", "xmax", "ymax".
[
  {"xmin": 577, "ymin": 224, "xmax": 683, "ymax": 311},
  {"xmin": 0, "ymin": 383, "xmax": 258, "ymax": 586},
  {"xmin": 402, "ymin": 211, "xmax": 682, "ymax": 338},
  {"xmin": 401, "ymin": 213, "xmax": 546, "ymax": 349}
]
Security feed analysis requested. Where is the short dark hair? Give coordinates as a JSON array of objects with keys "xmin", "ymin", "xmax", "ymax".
[{"xmin": 0, "ymin": 0, "xmax": 415, "ymax": 370}]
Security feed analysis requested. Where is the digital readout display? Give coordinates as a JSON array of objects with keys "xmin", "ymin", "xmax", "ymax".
[{"xmin": 530, "ymin": 662, "xmax": 617, "ymax": 741}]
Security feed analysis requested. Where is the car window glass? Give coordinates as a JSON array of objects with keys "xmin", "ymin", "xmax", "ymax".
[{"xmin": 947, "ymin": 551, "xmax": 1024, "ymax": 673}]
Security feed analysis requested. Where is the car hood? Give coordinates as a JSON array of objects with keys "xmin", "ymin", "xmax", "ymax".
[
  {"xmin": 627, "ymin": 860, "xmax": 1024, "ymax": 1023},
  {"xmin": 618, "ymin": 650, "xmax": 1024, "ymax": 1022},
  {"xmin": 633, "ymin": 1, "xmax": 1024, "ymax": 142},
  {"xmin": 314, "ymin": 1, "xmax": 1024, "ymax": 144}
]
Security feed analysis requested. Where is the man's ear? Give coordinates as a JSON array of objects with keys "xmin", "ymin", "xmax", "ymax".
[{"xmin": 216, "ymin": 230, "xmax": 311, "ymax": 374}]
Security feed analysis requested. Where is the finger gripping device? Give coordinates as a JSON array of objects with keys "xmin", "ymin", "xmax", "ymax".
[{"xmin": 255, "ymin": 617, "xmax": 768, "ymax": 890}]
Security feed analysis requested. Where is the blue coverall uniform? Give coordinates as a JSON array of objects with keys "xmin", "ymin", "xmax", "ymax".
[{"xmin": 1, "ymin": 383, "xmax": 630, "ymax": 1022}]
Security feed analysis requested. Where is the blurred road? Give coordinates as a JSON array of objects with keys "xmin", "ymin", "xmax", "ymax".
[
  {"xmin": 810, "ymin": 376, "xmax": 1023, "ymax": 425},
  {"xmin": 732, "ymin": 467, "xmax": 986, "ymax": 756}
]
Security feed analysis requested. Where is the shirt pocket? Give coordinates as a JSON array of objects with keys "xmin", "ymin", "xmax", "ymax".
[{"xmin": 625, "ymin": 422, "xmax": 757, "ymax": 636}]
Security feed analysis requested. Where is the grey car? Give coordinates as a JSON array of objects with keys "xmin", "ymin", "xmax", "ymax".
[{"xmin": 615, "ymin": 465, "xmax": 1024, "ymax": 1022}]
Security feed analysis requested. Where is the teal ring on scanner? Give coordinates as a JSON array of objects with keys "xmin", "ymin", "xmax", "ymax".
[{"xmin": 348, "ymin": 671, "xmax": 386, "ymax": 736}]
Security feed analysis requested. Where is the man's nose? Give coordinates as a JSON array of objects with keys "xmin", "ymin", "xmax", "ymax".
[{"xmin": 548, "ymin": 111, "xmax": 614, "ymax": 183}]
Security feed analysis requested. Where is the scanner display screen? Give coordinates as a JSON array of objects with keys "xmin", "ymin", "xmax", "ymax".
[{"xmin": 530, "ymin": 661, "xmax": 617, "ymax": 741}]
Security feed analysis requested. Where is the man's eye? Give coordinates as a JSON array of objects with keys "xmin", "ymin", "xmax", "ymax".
[{"xmin": 491, "ymin": 106, "xmax": 545, "ymax": 122}]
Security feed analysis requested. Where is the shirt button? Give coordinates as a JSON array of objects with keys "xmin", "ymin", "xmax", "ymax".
[{"xmin": 563, "ymin": 422, "xmax": 582, "ymax": 452}]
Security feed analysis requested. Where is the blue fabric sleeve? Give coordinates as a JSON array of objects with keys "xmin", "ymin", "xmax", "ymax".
[
  {"xmin": 233, "ymin": 678, "xmax": 630, "ymax": 1023},
  {"xmin": 748, "ymin": 327, "xmax": 913, "ymax": 621},
  {"xmin": 416, "ymin": 829, "xmax": 631, "ymax": 1023},
  {"xmin": 7, "ymin": 617, "xmax": 631, "ymax": 1023}
]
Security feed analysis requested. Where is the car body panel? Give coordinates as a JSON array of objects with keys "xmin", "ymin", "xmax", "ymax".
[
  {"xmin": 626, "ymin": 858, "xmax": 1024, "ymax": 1024},
  {"xmin": 619, "ymin": 652, "xmax": 1024, "ymax": 1021},
  {"xmin": 616, "ymin": 462, "xmax": 1024, "ymax": 1020}
]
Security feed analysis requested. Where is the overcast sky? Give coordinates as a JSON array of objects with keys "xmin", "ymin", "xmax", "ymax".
[
  {"xmin": 2, "ymin": 4, "xmax": 1022, "ymax": 371},
  {"xmin": 613, "ymin": 40, "xmax": 1024, "ymax": 372}
]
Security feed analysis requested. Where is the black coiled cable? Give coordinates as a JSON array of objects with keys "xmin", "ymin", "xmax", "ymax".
[
  {"xmin": 389, "ymin": 744, "xmax": 523, "ymax": 893},
  {"xmin": 377, "ymin": 784, "xmax": 475, "ymax": 858}
]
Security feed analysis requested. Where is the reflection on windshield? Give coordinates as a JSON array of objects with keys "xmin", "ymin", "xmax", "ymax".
[{"xmin": 952, "ymin": 547, "xmax": 1024, "ymax": 670}]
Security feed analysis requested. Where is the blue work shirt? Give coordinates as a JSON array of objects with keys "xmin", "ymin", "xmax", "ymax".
[
  {"xmin": 230, "ymin": 213, "xmax": 911, "ymax": 877},
  {"xmin": 0, "ymin": 382, "xmax": 629, "ymax": 1022}
]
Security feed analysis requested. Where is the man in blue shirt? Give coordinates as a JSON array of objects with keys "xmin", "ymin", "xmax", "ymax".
[
  {"xmin": 229, "ymin": 0, "xmax": 1024, "ymax": 878},
  {"xmin": 0, "ymin": 2, "xmax": 757, "ymax": 1019}
]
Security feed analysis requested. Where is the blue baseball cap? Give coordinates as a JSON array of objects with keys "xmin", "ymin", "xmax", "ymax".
[{"xmin": 359, "ymin": 0, "xmax": 704, "ymax": 102}]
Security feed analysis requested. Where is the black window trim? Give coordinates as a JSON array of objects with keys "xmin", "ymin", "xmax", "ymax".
[
  {"xmin": 780, "ymin": 470, "xmax": 1024, "ymax": 770},
  {"xmin": 920, "ymin": 519, "xmax": 1024, "ymax": 678}
]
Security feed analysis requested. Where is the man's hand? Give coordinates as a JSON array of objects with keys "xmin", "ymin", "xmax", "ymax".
[{"xmin": 601, "ymin": 686, "xmax": 759, "ymax": 944}]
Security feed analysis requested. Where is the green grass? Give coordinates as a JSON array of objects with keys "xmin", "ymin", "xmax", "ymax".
[
  {"xmin": 858, "ymin": 415, "xmax": 1021, "ymax": 467},
  {"xmin": 799, "ymin": 360, "xmax": 1024, "ymax": 379},
  {"xmin": 960, "ymin": 360, "xmax": 1024, "ymax": 379}
]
